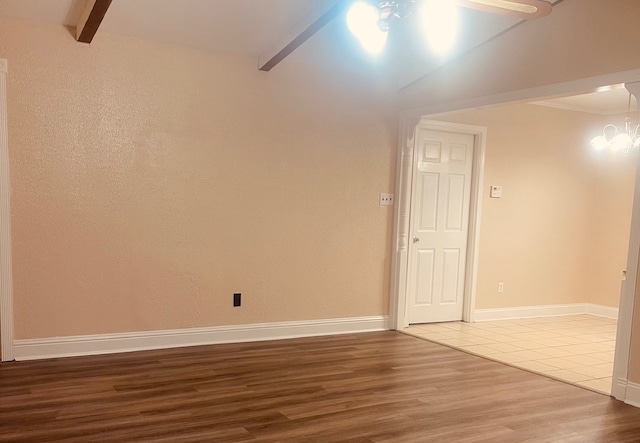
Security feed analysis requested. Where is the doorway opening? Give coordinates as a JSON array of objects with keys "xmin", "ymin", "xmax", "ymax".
[{"xmin": 390, "ymin": 73, "xmax": 640, "ymax": 403}]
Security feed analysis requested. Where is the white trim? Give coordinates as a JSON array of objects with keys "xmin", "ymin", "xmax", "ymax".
[
  {"xmin": 585, "ymin": 303, "xmax": 619, "ymax": 319},
  {"xmin": 611, "ymin": 82, "xmax": 640, "ymax": 403},
  {"xmin": 0, "ymin": 58, "xmax": 13, "ymax": 362},
  {"xmin": 404, "ymin": 69, "xmax": 640, "ymax": 118},
  {"xmin": 529, "ymin": 100, "xmax": 617, "ymax": 116},
  {"xmin": 389, "ymin": 119, "xmax": 486, "ymax": 329},
  {"xmin": 388, "ymin": 116, "xmax": 419, "ymax": 330},
  {"xmin": 463, "ymin": 125, "xmax": 486, "ymax": 324},
  {"xmin": 474, "ymin": 304, "xmax": 583, "ymax": 321},
  {"xmin": 613, "ymin": 377, "xmax": 629, "ymax": 401},
  {"xmin": 12, "ymin": 315, "xmax": 389, "ymax": 361},
  {"xmin": 473, "ymin": 303, "xmax": 618, "ymax": 322},
  {"xmin": 625, "ymin": 381, "xmax": 640, "ymax": 409}
]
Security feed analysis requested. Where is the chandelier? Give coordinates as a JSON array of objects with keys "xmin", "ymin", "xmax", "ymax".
[{"xmin": 590, "ymin": 93, "xmax": 640, "ymax": 154}]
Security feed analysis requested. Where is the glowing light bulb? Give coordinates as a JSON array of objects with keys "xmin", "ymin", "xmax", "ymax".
[
  {"xmin": 611, "ymin": 133, "xmax": 633, "ymax": 152},
  {"xmin": 347, "ymin": 2, "xmax": 388, "ymax": 55},
  {"xmin": 420, "ymin": 0, "xmax": 459, "ymax": 56},
  {"xmin": 590, "ymin": 135, "xmax": 609, "ymax": 152}
]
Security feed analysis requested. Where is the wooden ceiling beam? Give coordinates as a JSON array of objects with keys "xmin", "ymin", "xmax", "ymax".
[
  {"xmin": 76, "ymin": 0, "xmax": 113, "ymax": 44},
  {"xmin": 258, "ymin": 1, "xmax": 347, "ymax": 72}
]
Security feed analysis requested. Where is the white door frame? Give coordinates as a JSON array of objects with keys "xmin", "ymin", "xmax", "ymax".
[
  {"xmin": 390, "ymin": 118, "xmax": 487, "ymax": 329},
  {"xmin": 612, "ymin": 134, "xmax": 640, "ymax": 400},
  {"xmin": 612, "ymin": 81, "xmax": 640, "ymax": 401},
  {"xmin": 389, "ymin": 68, "xmax": 640, "ymax": 406},
  {"xmin": 0, "ymin": 57, "xmax": 14, "ymax": 362}
]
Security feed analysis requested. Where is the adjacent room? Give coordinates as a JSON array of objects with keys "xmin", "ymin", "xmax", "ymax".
[
  {"xmin": 3, "ymin": 0, "xmax": 640, "ymax": 441},
  {"xmin": 405, "ymin": 88, "xmax": 637, "ymax": 394}
]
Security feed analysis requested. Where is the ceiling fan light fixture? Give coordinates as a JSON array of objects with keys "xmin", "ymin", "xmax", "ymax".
[
  {"xmin": 346, "ymin": 0, "xmax": 552, "ymax": 56},
  {"xmin": 420, "ymin": 0, "xmax": 459, "ymax": 55},
  {"xmin": 347, "ymin": 1, "xmax": 389, "ymax": 54},
  {"xmin": 456, "ymin": 0, "xmax": 552, "ymax": 19},
  {"xmin": 466, "ymin": 0, "xmax": 537, "ymax": 14}
]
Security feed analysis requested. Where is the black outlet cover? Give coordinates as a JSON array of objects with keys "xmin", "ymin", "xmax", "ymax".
[{"xmin": 233, "ymin": 293, "xmax": 241, "ymax": 307}]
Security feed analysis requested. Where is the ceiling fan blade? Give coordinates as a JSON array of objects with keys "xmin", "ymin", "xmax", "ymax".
[{"xmin": 455, "ymin": 0, "xmax": 553, "ymax": 20}]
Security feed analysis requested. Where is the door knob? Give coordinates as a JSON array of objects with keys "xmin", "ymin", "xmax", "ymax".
[{"xmin": 413, "ymin": 237, "xmax": 420, "ymax": 243}]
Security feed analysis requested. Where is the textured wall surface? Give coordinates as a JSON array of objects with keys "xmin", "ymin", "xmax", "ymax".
[
  {"xmin": 435, "ymin": 103, "xmax": 635, "ymax": 309},
  {"xmin": 0, "ymin": 18, "xmax": 397, "ymax": 339}
]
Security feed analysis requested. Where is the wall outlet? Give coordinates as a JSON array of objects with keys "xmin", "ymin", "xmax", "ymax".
[
  {"xmin": 233, "ymin": 293, "xmax": 241, "ymax": 307},
  {"xmin": 498, "ymin": 282, "xmax": 504, "ymax": 293},
  {"xmin": 380, "ymin": 193, "xmax": 394, "ymax": 206}
]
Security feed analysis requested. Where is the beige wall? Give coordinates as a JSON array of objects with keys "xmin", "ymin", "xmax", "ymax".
[
  {"xmin": 434, "ymin": 104, "xmax": 635, "ymax": 309},
  {"xmin": 0, "ymin": 18, "xmax": 398, "ymax": 339}
]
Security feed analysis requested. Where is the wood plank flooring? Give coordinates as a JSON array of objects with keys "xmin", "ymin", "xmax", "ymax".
[{"xmin": 2, "ymin": 331, "xmax": 640, "ymax": 442}]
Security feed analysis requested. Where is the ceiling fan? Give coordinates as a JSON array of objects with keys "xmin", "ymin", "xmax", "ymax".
[
  {"xmin": 347, "ymin": 0, "xmax": 553, "ymax": 55},
  {"xmin": 377, "ymin": 0, "xmax": 552, "ymax": 30},
  {"xmin": 456, "ymin": 0, "xmax": 552, "ymax": 19}
]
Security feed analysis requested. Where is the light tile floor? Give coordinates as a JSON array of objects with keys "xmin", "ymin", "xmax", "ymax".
[{"xmin": 404, "ymin": 314, "xmax": 617, "ymax": 395}]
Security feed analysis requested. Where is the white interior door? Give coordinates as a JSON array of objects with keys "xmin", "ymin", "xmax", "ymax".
[{"xmin": 407, "ymin": 128, "xmax": 474, "ymax": 324}]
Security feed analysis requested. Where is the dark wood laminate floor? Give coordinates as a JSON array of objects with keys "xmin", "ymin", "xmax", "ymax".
[{"xmin": 1, "ymin": 331, "xmax": 640, "ymax": 442}]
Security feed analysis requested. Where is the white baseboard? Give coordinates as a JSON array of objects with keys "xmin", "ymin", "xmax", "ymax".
[
  {"xmin": 585, "ymin": 303, "xmax": 619, "ymax": 319},
  {"xmin": 607, "ymin": 378, "xmax": 640, "ymax": 409},
  {"xmin": 612, "ymin": 377, "xmax": 628, "ymax": 401},
  {"xmin": 13, "ymin": 315, "xmax": 389, "ymax": 361},
  {"xmin": 625, "ymin": 381, "xmax": 640, "ymax": 408},
  {"xmin": 474, "ymin": 303, "xmax": 618, "ymax": 322}
]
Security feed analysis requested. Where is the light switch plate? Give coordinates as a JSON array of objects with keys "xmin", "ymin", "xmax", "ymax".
[{"xmin": 490, "ymin": 186, "xmax": 503, "ymax": 198}]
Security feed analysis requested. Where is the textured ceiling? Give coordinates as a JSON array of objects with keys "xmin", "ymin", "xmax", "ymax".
[
  {"xmin": 0, "ymin": 0, "xmax": 568, "ymax": 87},
  {"xmin": 0, "ymin": 0, "xmax": 329, "ymax": 57}
]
